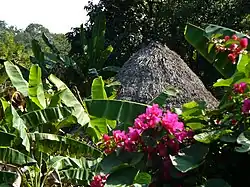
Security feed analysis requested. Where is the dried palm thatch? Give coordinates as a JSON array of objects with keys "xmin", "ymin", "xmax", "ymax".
[{"xmin": 116, "ymin": 42, "xmax": 219, "ymax": 109}]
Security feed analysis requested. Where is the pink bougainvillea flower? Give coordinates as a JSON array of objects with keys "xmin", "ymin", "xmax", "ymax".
[
  {"xmin": 230, "ymin": 43, "xmax": 238, "ymax": 51},
  {"xmin": 162, "ymin": 111, "xmax": 178, "ymax": 128},
  {"xmin": 162, "ymin": 110, "xmax": 184, "ymax": 134},
  {"xmin": 228, "ymin": 53, "xmax": 236, "ymax": 63},
  {"xmin": 103, "ymin": 134, "xmax": 110, "ymax": 142},
  {"xmin": 127, "ymin": 127, "xmax": 141, "ymax": 141},
  {"xmin": 91, "ymin": 174, "xmax": 109, "ymax": 187},
  {"xmin": 242, "ymin": 99, "xmax": 250, "ymax": 114},
  {"xmin": 232, "ymin": 34, "xmax": 238, "ymax": 40},
  {"xmin": 146, "ymin": 104, "xmax": 163, "ymax": 117},
  {"xmin": 240, "ymin": 38, "xmax": 248, "ymax": 48},
  {"xmin": 90, "ymin": 174, "xmax": 107, "ymax": 187},
  {"xmin": 134, "ymin": 104, "xmax": 162, "ymax": 130},
  {"xmin": 224, "ymin": 35, "xmax": 230, "ymax": 41},
  {"xmin": 112, "ymin": 130, "xmax": 127, "ymax": 147},
  {"xmin": 234, "ymin": 82, "xmax": 247, "ymax": 94}
]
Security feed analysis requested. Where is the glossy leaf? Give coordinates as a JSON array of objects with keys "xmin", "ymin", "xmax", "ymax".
[
  {"xmin": 28, "ymin": 64, "xmax": 46, "ymax": 108},
  {"xmin": 48, "ymin": 74, "xmax": 90, "ymax": 126},
  {"xmin": 185, "ymin": 122, "xmax": 205, "ymax": 130},
  {"xmin": 106, "ymin": 166, "xmax": 138, "ymax": 186},
  {"xmin": 4, "ymin": 61, "xmax": 28, "ymax": 96},
  {"xmin": 235, "ymin": 131, "xmax": 250, "ymax": 153},
  {"xmin": 134, "ymin": 172, "xmax": 151, "ymax": 185},
  {"xmin": 194, "ymin": 129, "xmax": 232, "ymax": 144},
  {"xmin": 170, "ymin": 143, "xmax": 209, "ymax": 173},
  {"xmin": 237, "ymin": 54, "xmax": 250, "ymax": 76}
]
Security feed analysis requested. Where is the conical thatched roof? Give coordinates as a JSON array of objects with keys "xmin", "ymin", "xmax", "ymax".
[{"xmin": 116, "ymin": 42, "xmax": 219, "ymax": 109}]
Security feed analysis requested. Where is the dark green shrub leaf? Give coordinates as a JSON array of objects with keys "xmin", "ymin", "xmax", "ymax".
[
  {"xmin": 194, "ymin": 129, "xmax": 232, "ymax": 144},
  {"xmin": 106, "ymin": 166, "xmax": 138, "ymax": 186},
  {"xmin": 170, "ymin": 143, "xmax": 209, "ymax": 173},
  {"xmin": 134, "ymin": 172, "xmax": 151, "ymax": 184}
]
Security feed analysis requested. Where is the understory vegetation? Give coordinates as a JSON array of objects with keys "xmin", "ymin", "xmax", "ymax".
[{"xmin": 0, "ymin": 0, "xmax": 250, "ymax": 186}]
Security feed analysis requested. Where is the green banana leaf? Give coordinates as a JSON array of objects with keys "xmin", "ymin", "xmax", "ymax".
[
  {"xmin": 91, "ymin": 76, "xmax": 107, "ymax": 99},
  {"xmin": 48, "ymin": 74, "xmax": 90, "ymax": 126},
  {"xmin": 42, "ymin": 33, "xmax": 60, "ymax": 55},
  {"xmin": 29, "ymin": 133, "xmax": 102, "ymax": 159},
  {"xmin": 85, "ymin": 99, "xmax": 148, "ymax": 125},
  {"xmin": 4, "ymin": 61, "xmax": 28, "ymax": 96},
  {"xmin": 0, "ymin": 147, "xmax": 36, "ymax": 166},
  {"xmin": 47, "ymin": 156, "xmax": 76, "ymax": 171},
  {"xmin": 9, "ymin": 106, "xmax": 30, "ymax": 152},
  {"xmin": 28, "ymin": 64, "xmax": 46, "ymax": 109},
  {"xmin": 0, "ymin": 131, "xmax": 15, "ymax": 147},
  {"xmin": 184, "ymin": 23, "xmax": 248, "ymax": 78},
  {"xmin": 59, "ymin": 168, "xmax": 89, "ymax": 185},
  {"xmin": 21, "ymin": 106, "xmax": 73, "ymax": 129}
]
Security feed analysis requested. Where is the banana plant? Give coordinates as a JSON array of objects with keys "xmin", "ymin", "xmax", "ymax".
[
  {"xmin": 0, "ymin": 61, "xmax": 101, "ymax": 186},
  {"xmin": 29, "ymin": 12, "xmax": 117, "ymax": 98}
]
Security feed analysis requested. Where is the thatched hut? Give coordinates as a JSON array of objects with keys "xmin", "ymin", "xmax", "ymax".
[{"xmin": 116, "ymin": 42, "xmax": 219, "ymax": 109}]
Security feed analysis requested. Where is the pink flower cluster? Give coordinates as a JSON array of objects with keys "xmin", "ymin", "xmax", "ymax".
[
  {"xmin": 242, "ymin": 99, "xmax": 250, "ymax": 114},
  {"xmin": 90, "ymin": 174, "xmax": 108, "ymax": 187},
  {"xmin": 216, "ymin": 35, "xmax": 248, "ymax": 64},
  {"xmin": 233, "ymin": 82, "xmax": 250, "ymax": 114},
  {"xmin": 234, "ymin": 82, "xmax": 247, "ymax": 94},
  {"xmin": 101, "ymin": 104, "xmax": 192, "ymax": 155}
]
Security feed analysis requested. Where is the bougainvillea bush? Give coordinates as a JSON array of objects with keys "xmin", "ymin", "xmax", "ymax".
[{"xmin": 87, "ymin": 25, "xmax": 250, "ymax": 187}]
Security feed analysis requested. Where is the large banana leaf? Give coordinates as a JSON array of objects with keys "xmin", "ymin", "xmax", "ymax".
[
  {"xmin": 48, "ymin": 74, "xmax": 90, "ymax": 126},
  {"xmin": 28, "ymin": 64, "xmax": 46, "ymax": 109},
  {"xmin": 85, "ymin": 99, "xmax": 148, "ymax": 125},
  {"xmin": 42, "ymin": 33, "xmax": 60, "ymax": 55},
  {"xmin": 0, "ymin": 148, "xmax": 36, "ymax": 166},
  {"xmin": 4, "ymin": 61, "xmax": 28, "ymax": 96},
  {"xmin": 47, "ymin": 156, "xmax": 75, "ymax": 171},
  {"xmin": 184, "ymin": 23, "xmax": 248, "ymax": 78},
  {"xmin": 29, "ymin": 133, "xmax": 102, "ymax": 159},
  {"xmin": 10, "ymin": 106, "xmax": 30, "ymax": 152},
  {"xmin": 0, "ymin": 131, "xmax": 15, "ymax": 147},
  {"xmin": 21, "ymin": 106, "xmax": 73, "ymax": 129},
  {"xmin": 59, "ymin": 168, "xmax": 89, "ymax": 185},
  {"xmin": 91, "ymin": 76, "xmax": 107, "ymax": 99},
  {"xmin": 88, "ymin": 77, "xmax": 116, "ymax": 140}
]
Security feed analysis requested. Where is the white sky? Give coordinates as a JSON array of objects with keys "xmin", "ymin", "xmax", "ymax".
[{"xmin": 0, "ymin": 0, "xmax": 99, "ymax": 33}]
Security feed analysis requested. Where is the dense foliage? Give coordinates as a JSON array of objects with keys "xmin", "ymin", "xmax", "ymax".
[
  {"xmin": 0, "ymin": 21, "xmax": 70, "ymax": 66},
  {"xmin": 2, "ymin": 1, "xmax": 250, "ymax": 186},
  {"xmin": 80, "ymin": 0, "xmax": 250, "ymax": 88}
]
